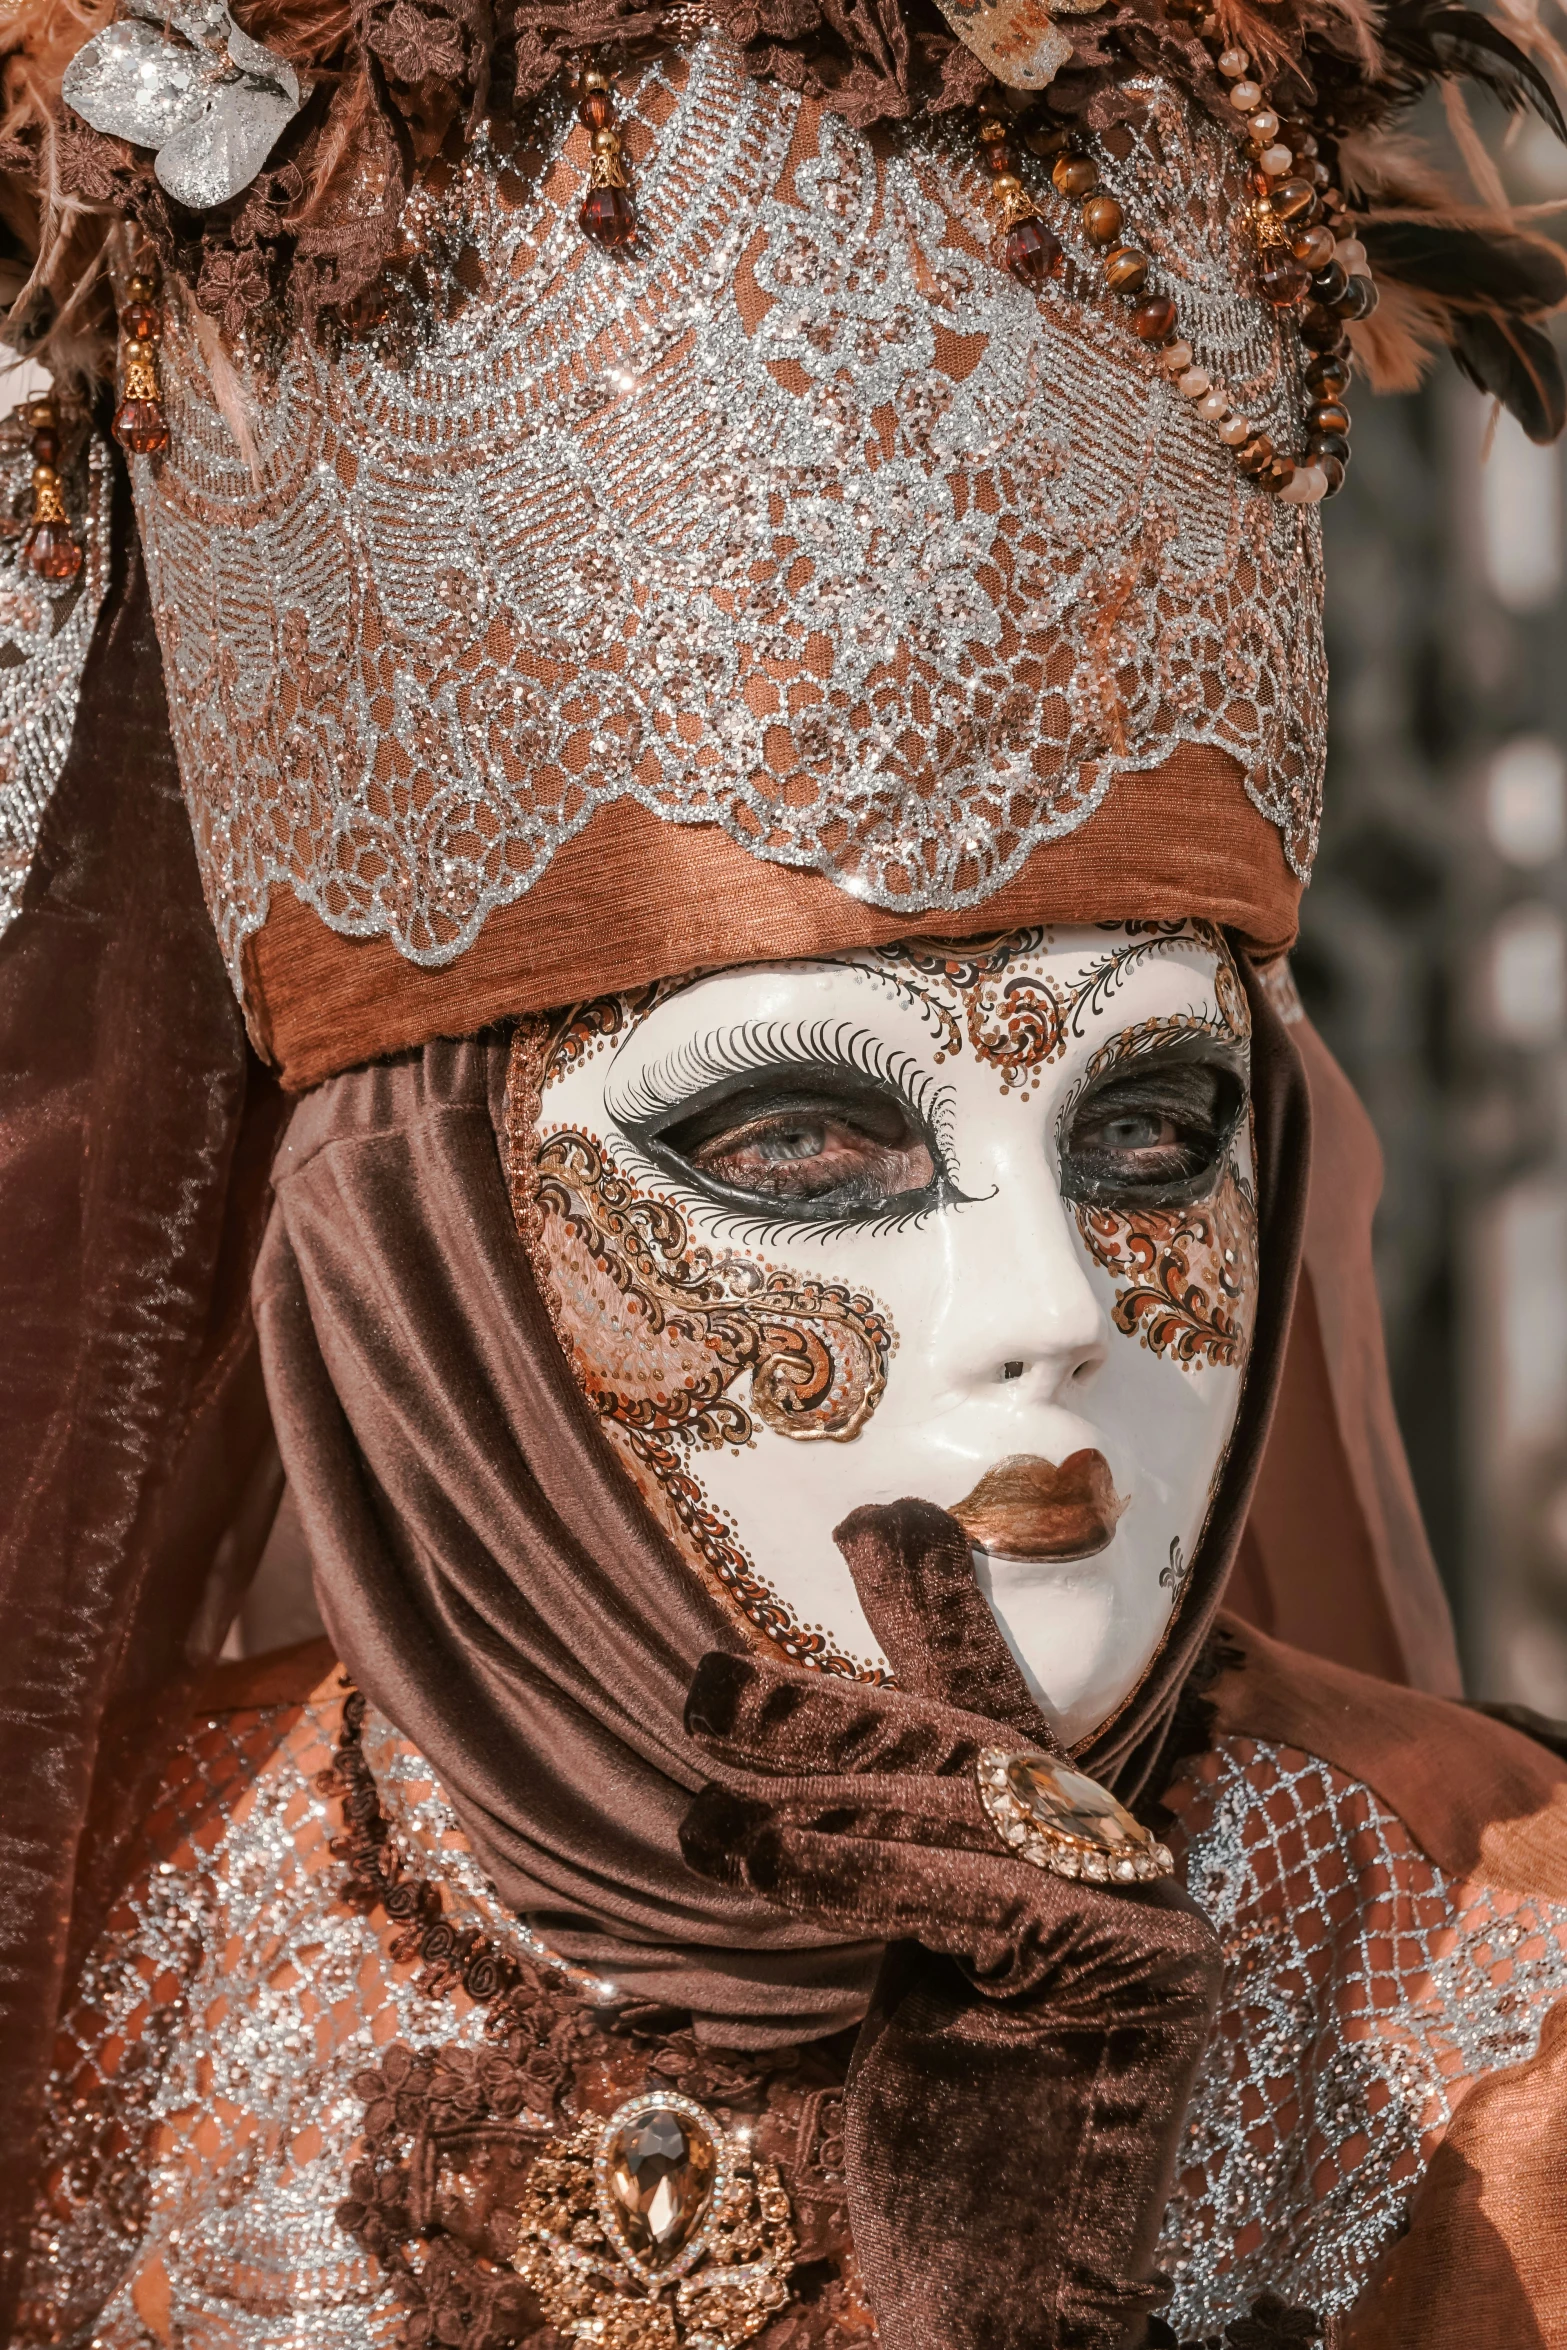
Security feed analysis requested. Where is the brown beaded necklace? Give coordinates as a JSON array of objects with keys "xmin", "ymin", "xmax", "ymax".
[
  {"xmin": 319, "ymin": 1682, "xmax": 870, "ymax": 2350},
  {"xmin": 973, "ymin": 56, "xmax": 1366, "ymax": 507},
  {"xmin": 567, "ymin": 32, "xmax": 1364, "ymax": 516}
]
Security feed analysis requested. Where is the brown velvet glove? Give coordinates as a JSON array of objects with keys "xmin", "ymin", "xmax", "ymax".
[{"xmin": 680, "ymin": 1499, "xmax": 1221, "ymax": 2350}]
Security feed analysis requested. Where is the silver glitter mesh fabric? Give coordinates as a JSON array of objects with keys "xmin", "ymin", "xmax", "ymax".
[
  {"xmin": 16, "ymin": 1691, "xmax": 613, "ymax": 2349},
  {"xmin": 25, "ymin": 1706, "xmax": 1545, "ymax": 2346},
  {"xmin": 131, "ymin": 38, "xmax": 1327, "ymax": 990},
  {"xmin": 0, "ymin": 425, "xmax": 110, "ymax": 939},
  {"xmin": 1158, "ymin": 1734, "xmax": 1567, "ymax": 2333}
]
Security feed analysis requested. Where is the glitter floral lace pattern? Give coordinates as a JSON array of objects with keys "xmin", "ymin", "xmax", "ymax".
[
  {"xmin": 0, "ymin": 427, "xmax": 111, "ymax": 939},
  {"xmin": 1158, "ymin": 1735, "xmax": 1567, "ymax": 2333},
  {"xmin": 16, "ymin": 1694, "xmax": 608, "ymax": 2349},
  {"xmin": 131, "ymin": 39, "xmax": 1325, "ymax": 990}
]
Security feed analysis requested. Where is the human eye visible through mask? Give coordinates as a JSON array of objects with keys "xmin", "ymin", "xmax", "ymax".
[
  {"xmin": 608, "ymin": 1022, "xmax": 962, "ymax": 1227},
  {"xmin": 1058, "ymin": 1040, "xmax": 1247, "ymax": 1210}
]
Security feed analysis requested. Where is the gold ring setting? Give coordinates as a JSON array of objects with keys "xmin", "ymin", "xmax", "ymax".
[{"xmin": 977, "ymin": 1747, "xmax": 1175, "ymax": 1882}]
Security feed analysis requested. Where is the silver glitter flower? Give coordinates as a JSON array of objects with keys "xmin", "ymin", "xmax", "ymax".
[{"xmin": 62, "ymin": 0, "xmax": 301, "ymax": 210}]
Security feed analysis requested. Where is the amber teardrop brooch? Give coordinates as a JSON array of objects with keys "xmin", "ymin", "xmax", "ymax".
[
  {"xmin": 510, "ymin": 2090, "xmax": 797, "ymax": 2348},
  {"xmin": 978, "ymin": 1749, "xmax": 1175, "ymax": 1882}
]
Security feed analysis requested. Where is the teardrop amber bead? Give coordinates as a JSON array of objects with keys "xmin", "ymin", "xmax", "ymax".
[
  {"xmin": 580, "ymin": 183, "xmax": 636, "ymax": 250},
  {"xmin": 24, "ymin": 520, "xmax": 82, "ymax": 581},
  {"xmin": 114, "ymin": 397, "xmax": 171, "ymax": 456},
  {"xmin": 603, "ymin": 2105, "xmax": 716, "ymax": 2267},
  {"xmin": 1002, "ymin": 216, "xmax": 1062, "ymax": 286}
]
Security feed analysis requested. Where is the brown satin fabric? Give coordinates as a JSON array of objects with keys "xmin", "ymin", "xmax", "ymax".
[
  {"xmin": 1343, "ymin": 1998, "xmax": 1567, "ymax": 2350},
  {"xmin": 254, "ymin": 1037, "xmax": 883, "ymax": 2044},
  {"xmin": 1235, "ymin": 1015, "xmax": 1461, "ymax": 1697},
  {"xmin": 1210, "ymin": 1612, "xmax": 1567, "ymax": 1896},
  {"xmin": 254, "ymin": 960, "xmax": 1308, "ymax": 2039},
  {"xmin": 0, "ymin": 468, "xmax": 274, "ymax": 2329},
  {"xmin": 242, "ymin": 748, "xmax": 1301, "ymax": 1090}
]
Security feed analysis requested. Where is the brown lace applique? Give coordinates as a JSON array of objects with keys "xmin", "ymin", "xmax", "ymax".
[{"xmin": 320, "ymin": 1685, "xmax": 874, "ymax": 2349}]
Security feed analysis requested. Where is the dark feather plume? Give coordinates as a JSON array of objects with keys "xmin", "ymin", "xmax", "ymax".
[
  {"xmin": 1361, "ymin": 216, "xmax": 1567, "ymax": 311},
  {"xmin": 1375, "ymin": 0, "xmax": 1567, "ymax": 139},
  {"xmin": 1451, "ymin": 311, "xmax": 1567, "ymax": 441}
]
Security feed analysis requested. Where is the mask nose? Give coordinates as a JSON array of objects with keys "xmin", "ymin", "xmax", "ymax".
[{"xmin": 943, "ymin": 1166, "xmax": 1111, "ymax": 1408}]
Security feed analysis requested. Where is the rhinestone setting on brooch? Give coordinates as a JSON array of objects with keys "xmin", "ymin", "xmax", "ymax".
[
  {"xmin": 511, "ymin": 2090, "xmax": 796, "ymax": 2346},
  {"xmin": 978, "ymin": 1747, "xmax": 1175, "ymax": 1881}
]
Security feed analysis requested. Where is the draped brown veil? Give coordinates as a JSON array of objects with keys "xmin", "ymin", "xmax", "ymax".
[{"xmin": 253, "ymin": 958, "xmax": 1309, "ymax": 2044}]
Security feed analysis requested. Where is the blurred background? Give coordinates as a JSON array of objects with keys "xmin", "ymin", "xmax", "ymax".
[{"xmin": 1305, "ymin": 98, "xmax": 1567, "ymax": 1702}]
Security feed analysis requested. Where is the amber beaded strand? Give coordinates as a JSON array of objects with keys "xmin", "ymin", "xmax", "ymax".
[
  {"xmin": 979, "ymin": 117, "xmax": 1063, "ymax": 285},
  {"xmin": 1039, "ymin": 104, "xmax": 1368, "ymax": 503},
  {"xmin": 113, "ymin": 265, "xmax": 171, "ymax": 457},
  {"xmin": 22, "ymin": 398, "xmax": 82, "ymax": 583},
  {"xmin": 577, "ymin": 62, "xmax": 637, "ymax": 251},
  {"xmin": 976, "ymin": 5, "xmax": 1373, "ymax": 505}
]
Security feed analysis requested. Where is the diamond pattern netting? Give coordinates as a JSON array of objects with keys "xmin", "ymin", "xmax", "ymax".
[
  {"xmin": 132, "ymin": 38, "xmax": 1326, "ymax": 990},
  {"xmin": 25, "ymin": 1699, "xmax": 1564, "ymax": 2346},
  {"xmin": 1157, "ymin": 1734, "xmax": 1567, "ymax": 2333}
]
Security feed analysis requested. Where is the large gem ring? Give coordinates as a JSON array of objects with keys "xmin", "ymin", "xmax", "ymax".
[{"xmin": 977, "ymin": 1747, "xmax": 1175, "ymax": 1882}]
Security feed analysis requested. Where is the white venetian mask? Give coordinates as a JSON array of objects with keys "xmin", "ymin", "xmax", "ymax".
[{"xmin": 511, "ymin": 922, "xmax": 1257, "ymax": 1746}]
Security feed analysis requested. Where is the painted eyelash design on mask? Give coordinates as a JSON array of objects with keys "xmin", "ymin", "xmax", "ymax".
[
  {"xmin": 1056, "ymin": 1006, "xmax": 1247, "ymax": 1132},
  {"xmin": 1066, "ymin": 924, "xmax": 1242, "ymax": 1042},
  {"xmin": 608, "ymin": 1018, "xmax": 957, "ymax": 1156},
  {"xmin": 602, "ymin": 1018, "xmax": 971, "ymax": 1243},
  {"xmin": 855, "ymin": 922, "xmax": 1238, "ymax": 1097},
  {"xmin": 1055, "ymin": 1009, "xmax": 1249, "ymax": 1204}
]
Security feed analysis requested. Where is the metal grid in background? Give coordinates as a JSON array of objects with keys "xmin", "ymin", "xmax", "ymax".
[{"xmin": 1303, "ymin": 326, "xmax": 1567, "ymax": 1703}]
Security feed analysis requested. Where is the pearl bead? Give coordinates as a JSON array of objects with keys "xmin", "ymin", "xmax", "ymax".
[
  {"xmin": 1197, "ymin": 388, "xmax": 1229, "ymax": 420},
  {"xmin": 1280, "ymin": 464, "xmax": 1328, "ymax": 505},
  {"xmin": 1216, "ymin": 413, "xmax": 1251, "ymax": 445},
  {"xmin": 1259, "ymin": 145, "xmax": 1294, "ymax": 176},
  {"xmin": 1217, "ymin": 45, "xmax": 1250, "ymax": 74},
  {"xmin": 1228, "ymin": 79, "xmax": 1262, "ymax": 111},
  {"xmin": 1176, "ymin": 366, "xmax": 1212, "ymax": 397},
  {"xmin": 1249, "ymin": 107, "xmax": 1280, "ymax": 141},
  {"xmin": 1335, "ymin": 236, "xmax": 1369, "ymax": 275},
  {"xmin": 1158, "ymin": 340, "xmax": 1193, "ymax": 375}
]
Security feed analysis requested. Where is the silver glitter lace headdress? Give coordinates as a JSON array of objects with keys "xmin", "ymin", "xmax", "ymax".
[{"xmin": 130, "ymin": 38, "xmax": 1327, "ymax": 993}]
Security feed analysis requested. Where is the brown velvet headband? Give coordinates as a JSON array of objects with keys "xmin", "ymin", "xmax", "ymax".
[{"xmin": 254, "ymin": 959, "xmax": 1308, "ymax": 2043}]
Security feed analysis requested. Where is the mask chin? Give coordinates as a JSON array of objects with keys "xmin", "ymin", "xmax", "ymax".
[{"xmin": 970, "ymin": 1545, "xmax": 1173, "ymax": 1746}]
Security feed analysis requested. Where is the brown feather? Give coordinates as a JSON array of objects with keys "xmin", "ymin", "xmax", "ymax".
[{"xmin": 1346, "ymin": 275, "xmax": 1454, "ymax": 391}]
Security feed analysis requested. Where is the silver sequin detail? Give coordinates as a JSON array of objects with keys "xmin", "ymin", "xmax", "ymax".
[
  {"xmin": 18, "ymin": 1702, "xmax": 604, "ymax": 2348},
  {"xmin": 62, "ymin": 0, "xmax": 300, "ymax": 210},
  {"xmin": 21, "ymin": 1707, "xmax": 1567, "ymax": 2344},
  {"xmin": 0, "ymin": 428, "xmax": 110, "ymax": 940},
  {"xmin": 1159, "ymin": 1736, "xmax": 1567, "ymax": 2332},
  {"xmin": 132, "ymin": 40, "xmax": 1326, "ymax": 991}
]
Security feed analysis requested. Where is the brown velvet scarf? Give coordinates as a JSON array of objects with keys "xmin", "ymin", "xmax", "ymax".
[{"xmin": 253, "ymin": 960, "xmax": 1308, "ymax": 2046}]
